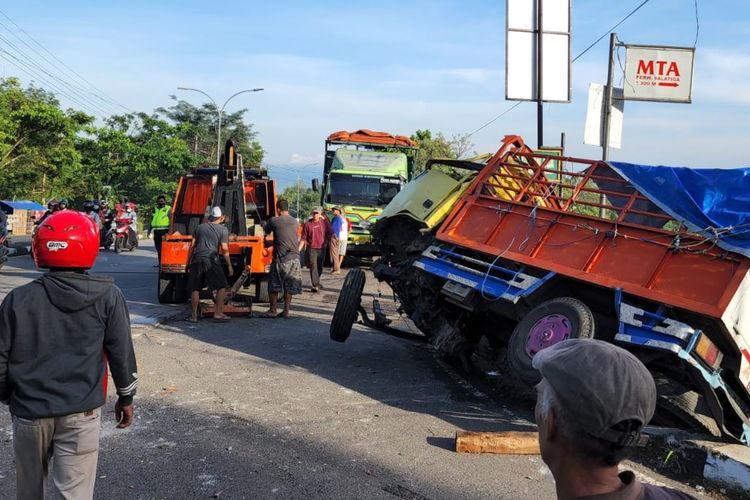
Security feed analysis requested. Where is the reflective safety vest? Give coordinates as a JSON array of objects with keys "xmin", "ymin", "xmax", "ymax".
[{"xmin": 151, "ymin": 206, "xmax": 170, "ymax": 229}]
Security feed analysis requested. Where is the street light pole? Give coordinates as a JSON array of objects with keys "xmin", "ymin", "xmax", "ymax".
[{"xmin": 177, "ymin": 87, "xmax": 264, "ymax": 165}]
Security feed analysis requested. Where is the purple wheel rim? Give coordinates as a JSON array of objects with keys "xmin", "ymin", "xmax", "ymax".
[{"xmin": 525, "ymin": 314, "xmax": 572, "ymax": 358}]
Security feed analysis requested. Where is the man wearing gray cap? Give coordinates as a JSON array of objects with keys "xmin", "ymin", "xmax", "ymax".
[{"xmin": 533, "ymin": 339, "xmax": 696, "ymax": 499}]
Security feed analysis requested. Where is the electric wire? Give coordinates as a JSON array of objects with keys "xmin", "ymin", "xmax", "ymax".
[
  {"xmin": 466, "ymin": 101, "xmax": 523, "ymax": 137},
  {"xmin": 692, "ymin": 0, "xmax": 700, "ymax": 48},
  {"xmin": 0, "ymin": 20, "xmax": 117, "ymax": 116},
  {"xmin": 0, "ymin": 47, "xmax": 105, "ymax": 117},
  {"xmin": 571, "ymin": 0, "xmax": 652, "ymax": 63},
  {"xmin": 0, "ymin": 32, "xmax": 111, "ymax": 116},
  {"xmin": 0, "ymin": 8, "xmax": 131, "ymax": 113}
]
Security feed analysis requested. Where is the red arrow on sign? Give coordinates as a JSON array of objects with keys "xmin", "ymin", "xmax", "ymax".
[{"xmin": 658, "ymin": 82, "xmax": 679, "ymax": 87}]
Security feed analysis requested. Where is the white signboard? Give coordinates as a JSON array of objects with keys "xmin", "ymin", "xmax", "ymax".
[
  {"xmin": 584, "ymin": 83, "xmax": 624, "ymax": 149},
  {"xmin": 623, "ymin": 45, "xmax": 695, "ymax": 103},
  {"xmin": 506, "ymin": 0, "xmax": 571, "ymax": 102}
]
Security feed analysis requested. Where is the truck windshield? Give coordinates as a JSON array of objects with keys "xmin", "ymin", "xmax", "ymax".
[{"xmin": 328, "ymin": 173, "xmax": 401, "ymax": 207}]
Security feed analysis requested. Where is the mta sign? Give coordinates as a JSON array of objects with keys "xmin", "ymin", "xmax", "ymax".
[{"xmin": 623, "ymin": 45, "xmax": 695, "ymax": 103}]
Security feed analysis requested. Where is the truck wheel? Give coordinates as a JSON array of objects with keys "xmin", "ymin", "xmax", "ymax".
[
  {"xmin": 255, "ymin": 277, "xmax": 270, "ymax": 303},
  {"xmin": 652, "ymin": 375, "xmax": 721, "ymax": 437},
  {"xmin": 158, "ymin": 274, "xmax": 175, "ymax": 304},
  {"xmin": 330, "ymin": 268, "xmax": 366, "ymax": 343},
  {"xmin": 507, "ymin": 297, "xmax": 595, "ymax": 385}
]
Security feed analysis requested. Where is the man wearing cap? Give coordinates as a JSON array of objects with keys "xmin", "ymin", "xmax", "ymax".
[
  {"xmin": 533, "ymin": 339, "xmax": 695, "ymax": 499},
  {"xmin": 188, "ymin": 206, "xmax": 234, "ymax": 322},
  {"xmin": 299, "ymin": 206, "xmax": 336, "ymax": 293}
]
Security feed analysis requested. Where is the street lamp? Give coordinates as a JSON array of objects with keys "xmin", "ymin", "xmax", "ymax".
[{"xmin": 177, "ymin": 86, "xmax": 264, "ymax": 166}]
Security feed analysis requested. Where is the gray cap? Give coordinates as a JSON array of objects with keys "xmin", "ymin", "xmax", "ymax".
[
  {"xmin": 532, "ymin": 338, "xmax": 656, "ymax": 446},
  {"xmin": 312, "ymin": 206, "xmax": 323, "ymax": 214}
]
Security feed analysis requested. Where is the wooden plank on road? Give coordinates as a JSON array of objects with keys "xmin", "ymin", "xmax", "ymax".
[{"xmin": 455, "ymin": 431, "xmax": 540, "ymax": 455}]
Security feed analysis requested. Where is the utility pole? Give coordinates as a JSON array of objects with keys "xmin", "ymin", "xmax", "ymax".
[
  {"xmin": 177, "ymin": 87, "xmax": 264, "ymax": 165},
  {"xmin": 536, "ymin": 0, "xmax": 544, "ymax": 149},
  {"xmin": 602, "ymin": 33, "xmax": 618, "ymax": 161}
]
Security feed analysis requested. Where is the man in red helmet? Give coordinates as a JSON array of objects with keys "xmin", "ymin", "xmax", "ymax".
[{"xmin": 0, "ymin": 210, "xmax": 138, "ymax": 499}]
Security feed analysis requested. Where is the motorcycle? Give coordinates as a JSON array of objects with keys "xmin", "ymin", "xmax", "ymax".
[
  {"xmin": 102, "ymin": 219, "xmax": 115, "ymax": 250},
  {"xmin": 113, "ymin": 218, "xmax": 138, "ymax": 253}
]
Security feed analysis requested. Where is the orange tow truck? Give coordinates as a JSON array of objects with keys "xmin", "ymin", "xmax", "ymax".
[{"xmin": 157, "ymin": 139, "xmax": 277, "ymax": 307}]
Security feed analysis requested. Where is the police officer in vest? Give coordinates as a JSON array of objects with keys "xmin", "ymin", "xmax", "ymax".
[{"xmin": 147, "ymin": 195, "xmax": 172, "ymax": 265}]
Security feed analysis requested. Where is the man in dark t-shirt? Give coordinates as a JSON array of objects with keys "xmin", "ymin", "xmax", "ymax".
[
  {"xmin": 263, "ymin": 199, "xmax": 301, "ymax": 318},
  {"xmin": 188, "ymin": 206, "xmax": 233, "ymax": 322}
]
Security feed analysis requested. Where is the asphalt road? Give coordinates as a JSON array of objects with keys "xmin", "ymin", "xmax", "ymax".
[{"xmin": 0, "ymin": 241, "xmax": 723, "ymax": 499}]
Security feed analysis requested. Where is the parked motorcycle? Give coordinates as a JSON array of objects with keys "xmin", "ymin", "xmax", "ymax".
[{"xmin": 113, "ymin": 218, "xmax": 138, "ymax": 253}]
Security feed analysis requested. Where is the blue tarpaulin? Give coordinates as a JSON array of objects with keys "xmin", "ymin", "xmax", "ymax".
[
  {"xmin": 0, "ymin": 200, "xmax": 46, "ymax": 213},
  {"xmin": 610, "ymin": 162, "xmax": 750, "ymax": 258}
]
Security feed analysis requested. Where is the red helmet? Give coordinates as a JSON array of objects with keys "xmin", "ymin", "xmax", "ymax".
[{"xmin": 33, "ymin": 211, "xmax": 99, "ymax": 269}]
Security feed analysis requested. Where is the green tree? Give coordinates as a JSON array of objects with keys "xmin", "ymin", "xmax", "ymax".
[
  {"xmin": 78, "ymin": 112, "xmax": 198, "ymax": 206},
  {"xmin": 410, "ymin": 129, "xmax": 456, "ymax": 173},
  {"xmin": 449, "ymin": 133, "xmax": 476, "ymax": 159},
  {"xmin": 157, "ymin": 98, "xmax": 264, "ymax": 167},
  {"xmin": 0, "ymin": 78, "xmax": 93, "ymax": 202},
  {"xmin": 279, "ymin": 183, "xmax": 318, "ymax": 220},
  {"xmin": 0, "ymin": 76, "xmax": 267, "ymax": 209}
]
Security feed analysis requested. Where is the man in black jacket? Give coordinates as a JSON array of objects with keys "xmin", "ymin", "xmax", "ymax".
[{"xmin": 0, "ymin": 210, "xmax": 138, "ymax": 500}]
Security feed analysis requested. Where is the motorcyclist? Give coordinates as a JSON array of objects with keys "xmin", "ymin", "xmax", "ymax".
[
  {"xmin": 123, "ymin": 202, "xmax": 138, "ymax": 248},
  {"xmin": 99, "ymin": 200, "xmax": 112, "ymax": 224},
  {"xmin": 83, "ymin": 200, "xmax": 101, "ymax": 227},
  {"xmin": 58, "ymin": 198, "xmax": 70, "ymax": 211},
  {"xmin": 36, "ymin": 199, "xmax": 59, "ymax": 225},
  {"xmin": 98, "ymin": 201, "xmax": 114, "ymax": 249}
]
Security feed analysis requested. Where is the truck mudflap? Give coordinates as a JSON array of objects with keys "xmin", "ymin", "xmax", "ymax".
[
  {"xmin": 614, "ymin": 290, "xmax": 750, "ymax": 444},
  {"xmin": 413, "ymin": 245, "xmax": 554, "ymax": 304}
]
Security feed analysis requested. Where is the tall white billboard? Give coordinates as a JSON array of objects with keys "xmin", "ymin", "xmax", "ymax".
[{"xmin": 506, "ymin": 0, "xmax": 571, "ymax": 102}]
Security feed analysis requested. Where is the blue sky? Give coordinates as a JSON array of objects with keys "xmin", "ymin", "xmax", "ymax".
[{"xmin": 1, "ymin": 1, "xmax": 748, "ymax": 188}]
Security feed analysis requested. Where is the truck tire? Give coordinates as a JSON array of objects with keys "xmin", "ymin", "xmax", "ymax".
[
  {"xmin": 158, "ymin": 274, "xmax": 175, "ymax": 304},
  {"xmin": 652, "ymin": 375, "xmax": 721, "ymax": 437},
  {"xmin": 507, "ymin": 297, "xmax": 595, "ymax": 385},
  {"xmin": 255, "ymin": 276, "xmax": 270, "ymax": 303},
  {"xmin": 330, "ymin": 268, "xmax": 366, "ymax": 343}
]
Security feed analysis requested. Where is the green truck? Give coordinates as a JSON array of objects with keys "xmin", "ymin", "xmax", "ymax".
[{"xmin": 316, "ymin": 130, "xmax": 417, "ymax": 256}]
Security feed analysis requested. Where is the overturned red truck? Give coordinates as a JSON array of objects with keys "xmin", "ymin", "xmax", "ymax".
[{"xmin": 332, "ymin": 135, "xmax": 750, "ymax": 443}]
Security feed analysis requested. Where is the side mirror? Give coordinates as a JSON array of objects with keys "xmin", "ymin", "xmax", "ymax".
[{"xmin": 312, "ymin": 178, "xmax": 320, "ymax": 192}]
